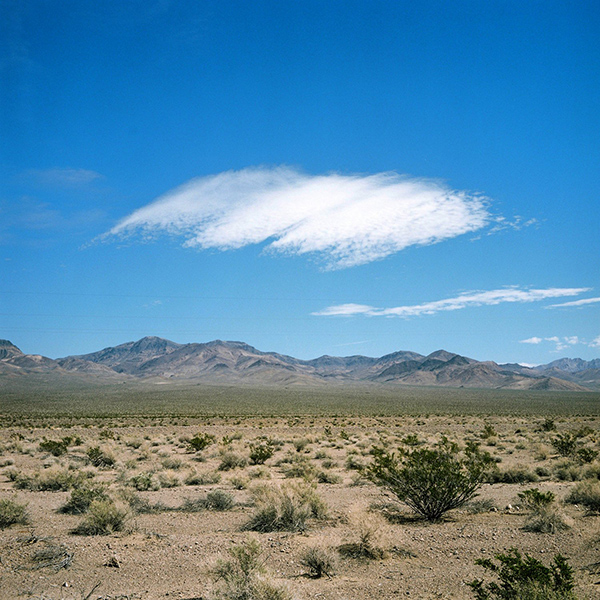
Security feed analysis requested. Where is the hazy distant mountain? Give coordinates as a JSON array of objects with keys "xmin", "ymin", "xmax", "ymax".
[{"xmin": 1, "ymin": 337, "xmax": 596, "ymax": 391}]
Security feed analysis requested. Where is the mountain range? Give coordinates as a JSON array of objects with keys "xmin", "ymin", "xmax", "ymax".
[{"xmin": 1, "ymin": 337, "xmax": 599, "ymax": 391}]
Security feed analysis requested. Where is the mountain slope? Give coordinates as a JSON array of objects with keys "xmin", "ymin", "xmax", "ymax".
[{"xmin": 2, "ymin": 337, "xmax": 596, "ymax": 391}]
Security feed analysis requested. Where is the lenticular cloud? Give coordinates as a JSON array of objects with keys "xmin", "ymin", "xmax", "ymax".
[{"xmin": 105, "ymin": 166, "xmax": 490, "ymax": 269}]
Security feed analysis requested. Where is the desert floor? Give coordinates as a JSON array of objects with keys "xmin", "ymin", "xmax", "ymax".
[{"xmin": 1, "ymin": 413, "xmax": 599, "ymax": 600}]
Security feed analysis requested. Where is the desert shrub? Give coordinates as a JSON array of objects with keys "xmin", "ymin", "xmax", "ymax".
[
  {"xmin": 160, "ymin": 456, "xmax": 184, "ymax": 470},
  {"xmin": 316, "ymin": 470, "xmax": 342, "ymax": 484},
  {"xmin": 366, "ymin": 443, "xmax": 491, "ymax": 521},
  {"xmin": 72, "ymin": 500, "xmax": 128, "ymax": 535},
  {"xmin": 542, "ymin": 418, "xmax": 557, "ymax": 432},
  {"xmin": 345, "ymin": 454, "xmax": 365, "ymax": 471},
  {"xmin": 517, "ymin": 488, "xmax": 555, "ymax": 511},
  {"xmin": 468, "ymin": 548, "xmax": 577, "ymax": 599},
  {"xmin": 129, "ymin": 472, "xmax": 160, "ymax": 491},
  {"xmin": 205, "ymin": 490, "xmax": 235, "ymax": 511},
  {"xmin": 248, "ymin": 467, "xmax": 271, "ymax": 480},
  {"xmin": 320, "ymin": 458, "xmax": 338, "ymax": 469},
  {"xmin": 481, "ymin": 424, "xmax": 497, "ymax": 439},
  {"xmin": 523, "ymin": 508, "xmax": 570, "ymax": 534},
  {"xmin": 14, "ymin": 467, "xmax": 90, "ymax": 492},
  {"xmin": 188, "ymin": 432, "xmax": 216, "ymax": 453},
  {"xmin": 0, "ymin": 498, "xmax": 29, "ymax": 528},
  {"xmin": 229, "ymin": 475, "xmax": 250, "ymax": 489},
  {"xmin": 553, "ymin": 461, "xmax": 582, "ymax": 482},
  {"xmin": 465, "ymin": 498, "xmax": 498, "ymax": 514},
  {"xmin": 338, "ymin": 508, "xmax": 387, "ymax": 560},
  {"xmin": 293, "ymin": 438, "xmax": 310, "ymax": 453},
  {"xmin": 249, "ymin": 441, "xmax": 275, "ymax": 465},
  {"xmin": 60, "ymin": 484, "xmax": 108, "ymax": 514},
  {"xmin": 565, "ymin": 479, "xmax": 600, "ymax": 513},
  {"xmin": 121, "ymin": 491, "xmax": 168, "ymax": 514},
  {"xmin": 576, "ymin": 447, "xmax": 598, "ymax": 464},
  {"xmin": 487, "ymin": 466, "xmax": 539, "ymax": 484},
  {"xmin": 211, "ymin": 538, "xmax": 290, "ymax": 600},
  {"xmin": 281, "ymin": 456, "xmax": 314, "ymax": 479},
  {"xmin": 157, "ymin": 471, "xmax": 180, "ymax": 488},
  {"xmin": 39, "ymin": 438, "xmax": 69, "ymax": 456},
  {"xmin": 219, "ymin": 452, "xmax": 248, "ymax": 471},
  {"xmin": 185, "ymin": 470, "xmax": 221, "ymax": 486},
  {"xmin": 551, "ymin": 433, "xmax": 578, "ymax": 458},
  {"xmin": 244, "ymin": 482, "xmax": 327, "ymax": 532},
  {"xmin": 86, "ymin": 446, "xmax": 115, "ymax": 467},
  {"xmin": 300, "ymin": 546, "xmax": 336, "ymax": 578}
]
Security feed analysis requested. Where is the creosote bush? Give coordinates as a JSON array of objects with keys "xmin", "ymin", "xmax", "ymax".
[
  {"xmin": 469, "ymin": 548, "xmax": 578, "ymax": 600},
  {"xmin": 187, "ymin": 432, "xmax": 216, "ymax": 453},
  {"xmin": 60, "ymin": 484, "xmax": 109, "ymax": 514},
  {"xmin": 366, "ymin": 439, "xmax": 491, "ymax": 521}
]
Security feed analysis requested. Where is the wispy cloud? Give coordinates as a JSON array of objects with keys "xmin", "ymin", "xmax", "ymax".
[
  {"xmin": 102, "ymin": 166, "xmax": 491, "ymax": 269},
  {"xmin": 520, "ymin": 337, "xmax": 543, "ymax": 344},
  {"xmin": 313, "ymin": 287, "xmax": 590, "ymax": 317},
  {"xmin": 25, "ymin": 168, "xmax": 103, "ymax": 187},
  {"xmin": 520, "ymin": 335, "xmax": 598, "ymax": 352},
  {"xmin": 549, "ymin": 296, "xmax": 600, "ymax": 308}
]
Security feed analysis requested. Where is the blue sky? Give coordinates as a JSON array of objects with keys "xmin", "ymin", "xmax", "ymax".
[{"xmin": 1, "ymin": 0, "xmax": 599, "ymax": 364}]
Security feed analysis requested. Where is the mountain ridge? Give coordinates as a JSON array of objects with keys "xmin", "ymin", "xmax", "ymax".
[{"xmin": 1, "ymin": 337, "xmax": 598, "ymax": 391}]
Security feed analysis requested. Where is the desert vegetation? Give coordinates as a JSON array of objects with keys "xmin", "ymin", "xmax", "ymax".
[{"xmin": 0, "ymin": 399, "xmax": 599, "ymax": 599}]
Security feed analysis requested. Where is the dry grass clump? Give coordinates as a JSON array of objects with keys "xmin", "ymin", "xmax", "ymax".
[
  {"xmin": 0, "ymin": 497, "xmax": 29, "ymax": 528},
  {"xmin": 338, "ymin": 507, "xmax": 388, "ymax": 560},
  {"xmin": 210, "ymin": 538, "xmax": 291, "ymax": 600},
  {"xmin": 565, "ymin": 479, "xmax": 600, "ymax": 513},
  {"xmin": 185, "ymin": 469, "xmax": 222, "ymax": 486},
  {"xmin": 12, "ymin": 466, "xmax": 93, "ymax": 491},
  {"xmin": 72, "ymin": 499, "xmax": 129, "ymax": 535},
  {"xmin": 299, "ymin": 545, "xmax": 337, "ymax": 578},
  {"xmin": 244, "ymin": 482, "xmax": 327, "ymax": 533},
  {"xmin": 219, "ymin": 451, "xmax": 248, "ymax": 471}
]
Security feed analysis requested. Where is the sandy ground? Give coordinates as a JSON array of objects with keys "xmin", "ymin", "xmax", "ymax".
[{"xmin": 0, "ymin": 415, "xmax": 599, "ymax": 600}]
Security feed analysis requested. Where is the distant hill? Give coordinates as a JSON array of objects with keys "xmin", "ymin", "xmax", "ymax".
[{"xmin": 0, "ymin": 337, "xmax": 596, "ymax": 391}]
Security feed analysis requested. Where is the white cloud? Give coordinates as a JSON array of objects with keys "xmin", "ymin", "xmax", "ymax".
[
  {"xmin": 313, "ymin": 286, "xmax": 590, "ymax": 317},
  {"xmin": 549, "ymin": 296, "xmax": 600, "ymax": 308},
  {"xmin": 520, "ymin": 337, "xmax": 543, "ymax": 344},
  {"xmin": 518, "ymin": 335, "xmax": 599, "ymax": 352},
  {"xmin": 103, "ymin": 166, "xmax": 491, "ymax": 269}
]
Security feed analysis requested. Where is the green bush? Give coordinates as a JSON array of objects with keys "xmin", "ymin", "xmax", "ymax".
[
  {"xmin": 60, "ymin": 484, "xmax": 108, "ymax": 514},
  {"xmin": 517, "ymin": 488, "xmax": 555, "ymax": 511},
  {"xmin": 39, "ymin": 438, "xmax": 69, "ymax": 456},
  {"xmin": 366, "ymin": 442, "xmax": 491, "ymax": 521},
  {"xmin": 86, "ymin": 446, "xmax": 115, "ymax": 467},
  {"xmin": 187, "ymin": 432, "xmax": 216, "ymax": 452},
  {"xmin": 0, "ymin": 498, "xmax": 28, "ymax": 529},
  {"xmin": 129, "ymin": 472, "xmax": 159, "ymax": 491},
  {"xmin": 249, "ymin": 441, "xmax": 275, "ymax": 465},
  {"xmin": 551, "ymin": 434, "xmax": 578, "ymax": 457},
  {"xmin": 469, "ymin": 548, "xmax": 577, "ymax": 599}
]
